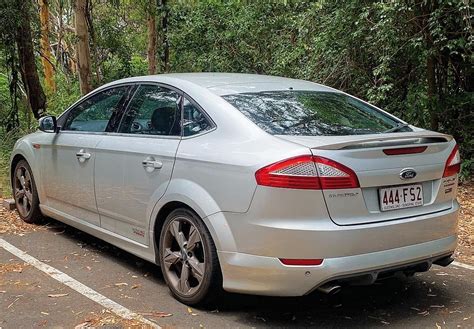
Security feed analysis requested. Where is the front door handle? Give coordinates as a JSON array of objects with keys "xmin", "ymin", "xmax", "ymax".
[
  {"xmin": 76, "ymin": 149, "xmax": 91, "ymax": 163},
  {"xmin": 142, "ymin": 157, "xmax": 163, "ymax": 172}
]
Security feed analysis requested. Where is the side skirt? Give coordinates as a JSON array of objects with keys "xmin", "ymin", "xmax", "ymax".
[{"xmin": 40, "ymin": 205, "xmax": 157, "ymax": 265}]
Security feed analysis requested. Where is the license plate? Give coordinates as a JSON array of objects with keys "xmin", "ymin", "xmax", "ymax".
[{"xmin": 379, "ymin": 184, "xmax": 423, "ymax": 212}]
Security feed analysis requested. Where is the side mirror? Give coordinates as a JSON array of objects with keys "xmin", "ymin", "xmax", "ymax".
[{"xmin": 38, "ymin": 115, "xmax": 58, "ymax": 133}]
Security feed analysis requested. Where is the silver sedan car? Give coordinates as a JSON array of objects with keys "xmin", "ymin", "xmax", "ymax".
[{"xmin": 10, "ymin": 73, "xmax": 460, "ymax": 305}]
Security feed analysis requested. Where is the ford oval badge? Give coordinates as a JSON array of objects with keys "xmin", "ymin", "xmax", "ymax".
[{"xmin": 400, "ymin": 168, "xmax": 417, "ymax": 180}]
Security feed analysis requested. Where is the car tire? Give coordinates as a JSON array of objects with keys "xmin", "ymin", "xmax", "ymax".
[
  {"xmin": 12, "ymin": 160, "xmax": 43, "ymax": 224},
  {"xmin": 159, "ymin": 208, "xmax": 222, "ymax": 305}
]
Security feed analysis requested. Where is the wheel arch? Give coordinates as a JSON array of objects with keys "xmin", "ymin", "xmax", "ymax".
[
  {"xmin": 149, "ymin": 179, "xmax": 225, "ymax": 264},
  {"xmin": 10, "ymin": 153, "xmax": 26, "ymax": 183}
]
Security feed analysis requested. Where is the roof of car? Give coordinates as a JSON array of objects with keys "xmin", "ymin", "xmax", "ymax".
[{"xmin": 108, "ymin": 73, "xmax": 338, "ymax": 96}]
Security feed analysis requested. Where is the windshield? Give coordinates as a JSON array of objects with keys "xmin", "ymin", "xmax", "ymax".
[{"xmin": 222, "ymin": 91, "xmax": 409, "ymax": 136}]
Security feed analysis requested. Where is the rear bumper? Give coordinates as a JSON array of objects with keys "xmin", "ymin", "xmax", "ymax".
[
  {"xmin": 219, "ymin": 235, "xmax": 456, "ymax": 296},
  {"xmin": 209, "ymin": 201, "xmax": 459, "ymax": 296}
]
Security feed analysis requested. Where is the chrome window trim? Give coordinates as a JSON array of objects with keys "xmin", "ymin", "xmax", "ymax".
[{"xmin": 57, "ymin": 130, "xmax": 182, "ymax": 140}]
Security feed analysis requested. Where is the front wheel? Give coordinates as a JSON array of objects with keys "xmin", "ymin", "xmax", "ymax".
[
  {"xmin": 12, "ymin": 159, "xmax": 43, "ymax": 224},
  {"xmin": 159, "ymin": 208, "xmax": 222, "ymax": 305}
]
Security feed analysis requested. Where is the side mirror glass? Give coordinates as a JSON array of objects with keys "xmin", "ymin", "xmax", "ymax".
[{"xmin": 39, "ymin": 115, "xmax": 58, "ymax": 133}]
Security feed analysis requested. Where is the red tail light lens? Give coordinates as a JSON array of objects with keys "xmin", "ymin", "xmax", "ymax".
[
  {"xmin": 255, "ymin": 155, "xmax": 359, "ymax": 190},
  {"xmin": 255, "ymin": 155, "xmax": 321, "ymax": 189},
  {"xmin": 443, "ymin": 144, "xmax": 461, "ymax": 177}
]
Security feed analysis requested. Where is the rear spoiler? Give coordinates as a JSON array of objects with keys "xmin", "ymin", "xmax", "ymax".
[{"xmin": 313, "ymin": 132, "xmax": 452, "ymax": 150}]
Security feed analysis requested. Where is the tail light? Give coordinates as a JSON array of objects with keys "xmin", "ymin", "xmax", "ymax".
[
  {"xmin": 443, "ymin": 144, "xmax": 461, "ymax": 177},
  {"xmin": 255, "ymin": 155, "xmax": 359, "ymax": 190}
]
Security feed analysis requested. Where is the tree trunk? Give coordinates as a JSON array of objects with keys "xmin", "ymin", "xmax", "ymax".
[
  {"xmin": 427, "ymin": 55, "xmax": 439, "ymax": 131},
  {"xmin": 147, "ymin": 0, "xmax": 157, "ymax": 75},
  {"xmin": 86, "ymin": 0, "xmax": 102, "ymax": 84},
  {"xmin": 39, "ymin": 0, "xmax": 56, "ymax": 92},
  {"xmin": 74, "ymin": 0, "xmax": 93, "ymax": 94},
  {"xmin": 160, "ymin": 0, "xmax": 169, "ymax": 72},
  {"xmin": 15, "ymin": 0, "xmax": 47, "ymax": 119}
]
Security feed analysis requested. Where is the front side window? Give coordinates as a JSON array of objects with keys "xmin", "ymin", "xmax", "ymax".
[
  {"xmin": 222, "ymin": 91, "xmax": 407, "ymax": 136},
  {"xmin": 118, "ymin": 85, "xmax": 181, "ymax": 136},
  {"xmin": 63, "ymin": 86, "xmax": 128, "ymax": 132},
  {"xmin": 183, "ymin": 98, "xmax": 213, "ymax": 136}
]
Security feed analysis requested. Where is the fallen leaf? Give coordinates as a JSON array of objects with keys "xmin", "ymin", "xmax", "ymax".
[
  {"xmin": 74, "ymin": 321, "xmax": 91, "ymax": 329},
  {"xmin": 48, "ymin": 293, "xmax": 69, "ymax": 298},
  {"xmin": 7, "ymin": 297, "xmax": 20, "ymax": 309},
  {"xmin": 139, "ymin": 311, "xmax": 172, "ymax": 318},
  {"xmin": 131, "ymin": 284, "xmax": 141, "ymax": 289},
  {"xmin": 114, "ymin": 283, "xmax": 128, "ymax": 287},
  {"xmin": 41, "ymin": 312, "xmax": 49, "ymax": 315}
]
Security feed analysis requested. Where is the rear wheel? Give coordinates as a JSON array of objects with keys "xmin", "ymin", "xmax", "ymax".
[
  {"xmin": 12, "ymin": 160, "xmax": 42, "ymax": 224},
  {"xmin": 159, "ymin": 208, "xmax": 221, "ymax": 305}
]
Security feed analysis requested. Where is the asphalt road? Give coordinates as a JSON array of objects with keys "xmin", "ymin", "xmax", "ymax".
[{"xmin": 0, "ymin": 219, "xmax": 473, "ymax": 328}]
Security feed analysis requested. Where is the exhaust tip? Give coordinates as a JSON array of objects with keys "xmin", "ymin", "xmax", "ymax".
[
  {"xmin": 434, "ymin": 255, "xmax": 455, "ymax": 267},
  {"xmin": 317, "ymin": 283, "xmax": 342, "ymax": 295}
]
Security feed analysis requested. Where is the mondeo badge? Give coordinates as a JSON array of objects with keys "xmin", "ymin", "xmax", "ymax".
[{"xmin": 400, "ymin": 168, "xmax": 417, "ymax": 180}]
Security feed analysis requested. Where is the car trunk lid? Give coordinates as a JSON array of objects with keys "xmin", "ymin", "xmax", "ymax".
[{"xmin": 277, "ymin": 131, "xmax": 458, "ymax": 225}]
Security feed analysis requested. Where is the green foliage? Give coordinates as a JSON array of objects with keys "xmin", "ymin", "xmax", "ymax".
[
  {"xmin": 0, "ymin": 0, "xmax": 472, "ymax": 181},
  {"xmin": 0, "ymin": 128, "xmax": 25, "ymax": 195},
  {"xmin": 166, "ymin": 0, "xmax": 472, "ymax": 179},
  {"xmin": 47, "ymin": 74, "xmax": 81, "ymax": 116}
]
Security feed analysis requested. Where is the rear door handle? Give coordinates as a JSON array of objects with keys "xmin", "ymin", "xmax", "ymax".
[
  {"xmin": 76, "ymin": 149, "xmax": 91, "ymax": 163},
  {"xmin": 142, "ymin": 157, "xmax": 163, "ymax": 171}
]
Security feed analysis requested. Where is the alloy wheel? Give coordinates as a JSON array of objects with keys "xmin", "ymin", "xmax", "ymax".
[
  {"xmin": 14, "ymin": 165, "xmax": 33, "ymax": 218},
  {"xmin": 162, "ymin": 217, "xmax": 206, "ymax": 296}
]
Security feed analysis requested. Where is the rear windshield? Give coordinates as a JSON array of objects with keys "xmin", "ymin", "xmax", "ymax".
[{"xmin": 222, "ymin": 91, "xmax": 407, "ymax": 136}]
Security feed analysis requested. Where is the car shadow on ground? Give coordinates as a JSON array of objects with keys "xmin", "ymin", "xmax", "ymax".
[{"xmin": 39, "ymin": 217, "xmax": 464, "ymax": 328}]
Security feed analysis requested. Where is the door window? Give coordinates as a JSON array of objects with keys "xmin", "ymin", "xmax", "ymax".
[
  {"xmin": 119, "ymin": 85, "xmax": 181, "ymax": 136},
  {"xmin": 63, "ymin": 86, "xmax": 129, "ymax": 132},
  {"xmin": 183, "ymin": 98, "xmax": 213, "ymax": 136}
]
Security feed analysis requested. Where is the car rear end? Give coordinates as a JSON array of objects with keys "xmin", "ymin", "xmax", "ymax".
[{"xmin": 216, "ymin": 88, "xmax": 460, "ymax": 296}]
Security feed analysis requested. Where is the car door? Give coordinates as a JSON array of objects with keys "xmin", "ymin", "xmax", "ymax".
[
  {"xmin": 94, "ymin": 84, "xmax": 182, "ymax": 244},
  {"xmin": 40, "ymin": 85, "xmax": 131, "ymax": 226}
]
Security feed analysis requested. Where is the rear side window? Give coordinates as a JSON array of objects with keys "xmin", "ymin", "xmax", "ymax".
[
  {"xmin": 119, "ymin": 85, "xmax": 181, "ymax": 136},
  {"xmin": 222, "ymin": 91, "xmax": 406, "ymax": 136},
  {"xmin": 183, "ymin": 98, "xmax": 213, "ymax": 136}
]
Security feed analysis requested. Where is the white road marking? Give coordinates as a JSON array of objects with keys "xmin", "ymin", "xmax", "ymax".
[
  {"xmin": 0, "ymin": 238, "xmax": 160, "ymax": 328},
  {"xmin": 452, "ymin": 261, "xmax": 474, "ymax": 271}
]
